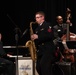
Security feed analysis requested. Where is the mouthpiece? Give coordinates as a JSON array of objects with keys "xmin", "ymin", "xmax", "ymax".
[{"xmin": 30, "ymin": 21, "xmax": 37, "ymax": 24}]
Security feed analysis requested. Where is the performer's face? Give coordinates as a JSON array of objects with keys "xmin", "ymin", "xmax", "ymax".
[
  {"xmin": 57, "ymin": 16, "xmax": 63, "ymax": 24},
  {"xmin": 35, "ymin": 14, "xmax": 44, "ymax": 24}
]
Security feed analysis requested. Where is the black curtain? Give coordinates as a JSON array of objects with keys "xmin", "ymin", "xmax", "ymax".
[{"xmin": 0, "ymin": 0, "xmax": 76, "ymax": 45}]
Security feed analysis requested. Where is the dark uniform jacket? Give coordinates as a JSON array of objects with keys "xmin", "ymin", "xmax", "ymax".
[
  {"xmin": 53, "ymin": 23, "xmax": 72, "ymax": 43},
  {"xmin": 0, "ymin": 41, "xmax": 7, "ymax": 57},
  {"xmin": 53, "ymin": 23, "xmax": 69, "ymax": 60},
  {"xmin": 53, "ymin": 23, "xmax": 68, "ymax": 45},
  {"xmin": 53, "ymin": 23, "xmax": 67, "ymax": 38},
  {"xmin": 53, "ymin": 23, "xmax": 73, "ymax": 56},
  {"xmin": 35, "ymin": 21, "xmax": 55, "ymax": 57}
]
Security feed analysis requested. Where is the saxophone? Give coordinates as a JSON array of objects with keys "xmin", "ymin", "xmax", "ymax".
[{"xmin": 25, "ymin": 22, "xmax": 37, "ymax": 61}]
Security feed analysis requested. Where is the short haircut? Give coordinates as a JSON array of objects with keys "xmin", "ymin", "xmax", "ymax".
[{"xmin": 35, "ymin": 11, "xmax": 45, "ymax": 17}]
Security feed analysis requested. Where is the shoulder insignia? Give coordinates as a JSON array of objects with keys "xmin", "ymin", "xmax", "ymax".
[{"xmin": 48, "ymin": 26, "xmax": 52, "ymax": 32}]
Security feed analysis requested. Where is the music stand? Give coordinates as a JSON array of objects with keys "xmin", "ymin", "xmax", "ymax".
[{"xmin": 66, "ymin": 41, "xmax": 76, "ymax": 49}]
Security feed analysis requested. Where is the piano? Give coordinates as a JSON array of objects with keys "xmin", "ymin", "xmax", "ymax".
[{"xmin": 3, "ymin": 45, "xmax": 30, "ymax": 62}]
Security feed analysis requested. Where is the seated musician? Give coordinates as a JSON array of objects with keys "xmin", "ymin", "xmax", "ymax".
[{"xmin": 0, "ymin": 33, "xmax": 15, "ymax": 75}]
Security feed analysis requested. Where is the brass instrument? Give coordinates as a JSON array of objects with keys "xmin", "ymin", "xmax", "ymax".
[{"xmin": 25, "ymin": 22, "xmax": 37, "ymax": 61}]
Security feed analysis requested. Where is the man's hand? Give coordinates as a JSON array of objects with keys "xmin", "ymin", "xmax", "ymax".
[
  {"xmin": 66, "ymin": 20, "xmax": 72, "ymax": 26},
  {"xmin": 7, "ymin": 54, "xmax": 13, "ymax": 57},
  {"xmin": 31, "ymin": 34, "xmax": 38, "ymax": 40},
  {"xmin": 66, "ymin": 20, "xmax": 71, "ymax": 23}
]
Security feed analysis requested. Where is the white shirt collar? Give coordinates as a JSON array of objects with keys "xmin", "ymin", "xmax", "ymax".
[{"xmin": 39, "ymin": 22, "xmax": 43, "ymax": 26}]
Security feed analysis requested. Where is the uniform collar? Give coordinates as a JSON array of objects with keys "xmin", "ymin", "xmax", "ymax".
[{"xmin": 39, "ymin": 22, "xmax": 43, "ymax": 26}]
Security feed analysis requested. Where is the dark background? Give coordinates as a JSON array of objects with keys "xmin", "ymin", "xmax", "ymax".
[{"xmin": 0, "ymin": 0, "xmax": 76, "ymax": 46}]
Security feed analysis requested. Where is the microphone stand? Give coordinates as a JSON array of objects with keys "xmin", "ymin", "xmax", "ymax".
[
  {"xmin": 7, "ymin": 14, "xmax": 21, "ymax": 75},
  {"xmin": 15, "ymin": 27, "xmax": 20, "ymax": 75}
]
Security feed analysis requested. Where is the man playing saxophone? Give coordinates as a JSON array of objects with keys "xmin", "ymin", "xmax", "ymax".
[{"xmin": 31, "ymin": 11, "xmax": 56, "ymax": 75}]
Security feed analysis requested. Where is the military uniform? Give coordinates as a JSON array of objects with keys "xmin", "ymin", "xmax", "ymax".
[{"xmin": 35, "ymin": 21, "xmax": 56, "ymax": 75}]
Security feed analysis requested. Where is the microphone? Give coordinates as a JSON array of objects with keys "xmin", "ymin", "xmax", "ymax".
[
  {"xmin": 33, "ymin": 21, "xmax": 37, "ymax": 24},
  {"xmin": 21, "ymin": 29, "xmax": 28, "ymax": 38}
]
